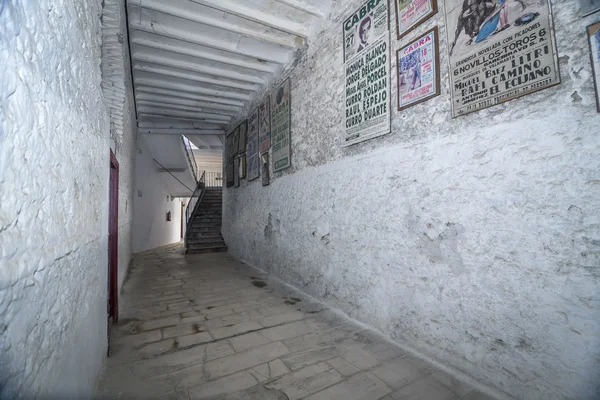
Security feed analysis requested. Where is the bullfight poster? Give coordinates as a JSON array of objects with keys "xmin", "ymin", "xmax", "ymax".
[
  {"xmin": 225, "ymin": 128, "xmax": 237, "ymax": 187},
  {"xmin": 237, "ymin": 120, "xmax": 248, "ymax": 155},
  {"xmin": 246, "ymin": 108, "xmax": 260, "ymax": 181},
  {"xmin": 394, "ymin": 0, "xmax": 437, "ymax": 39},
  {"xmin": 343, "ymin": 0, "xmax": 391, "ymax": 146},
  {"xmin": 444, "ymin": 0, "xmax": 560, "ymax": 117},
  {"xmin": 397, "ymin": 27, "xmax": 441, "ymax": 110},
  {"xmin": 270, "ymin": 78, "xmax": 291, "ymax": 172},
  {"xmin": 258, "ymin": 99, "xmax": 271, "ymax": 154}
]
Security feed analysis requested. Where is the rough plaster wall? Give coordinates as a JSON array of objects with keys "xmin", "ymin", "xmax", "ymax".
[
  {"xmin": 132, "ymin": 136, "xmax": 184, "ymax": 253},
  {"xmin": 0, "ymin": 0, "xmax": 110, "ymax": 397},
  {"xmin": 223, "ymin": 1, "xmax": 600, "ymax": 399},
  {"xmin": 111, "ymin": 0, "xmax": 136, "ymax": 290}
]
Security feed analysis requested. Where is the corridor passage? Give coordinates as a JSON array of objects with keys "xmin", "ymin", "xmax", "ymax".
[{"xmin": 96, "ymin": 244, "xmax": 495, "ymax": 400}]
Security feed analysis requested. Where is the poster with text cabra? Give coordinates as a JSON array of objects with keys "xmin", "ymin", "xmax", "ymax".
[
  {"xmin": 444, "ymin": 0, "xmax": 560, "ymax": 117},
  {"xmin": 344, "ymin": 0, "xmax": 389, "ymax": 63}
]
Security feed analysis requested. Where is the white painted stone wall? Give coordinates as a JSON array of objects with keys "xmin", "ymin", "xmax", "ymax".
[
  {"xmin": 102, "ymin": 0, "xmax": 138, "ymax": 292},
  {"xmin": 0, "ymin": 0, "xmax": 125, "ymax": 397},
  {"xmin": 223, "ymin": 1, "xmax": 600, "ymax": 399},
  {"xmin": 132, "ymin": 135, "xmax": 184, "ymax": 253},
  {"xmin": 115, "ymin": 15, "xmax": 137, "ymax": 291}
]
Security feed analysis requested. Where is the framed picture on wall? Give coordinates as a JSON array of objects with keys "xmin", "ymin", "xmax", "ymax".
[
  {"xmin": 395, "ymin": 0, "xmax": 437, "ymax": 40},
  {"xmin": 443, "ymin": 0, "xmax": 560, "ymax": 117},
  {"xmin": 239, "ymin": 153, "xmax": 247, "ymax": 179},
  {"xmin": 261, "ymin": 152, "xmax": 270, "ymax": 186},
  {"xmin": 397, "ymin": 27, "xmax": 441, "ymax": 111},
  {"xmin": 588, "ymin": 21, "xmax": 600, "ymax": 112},
  {"xmin": 234, "ymin": 156, "xmax": 240, "ymax": 188}
]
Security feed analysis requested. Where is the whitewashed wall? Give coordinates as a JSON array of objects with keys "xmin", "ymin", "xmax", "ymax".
[
  {"xmin": 0, "ymin": 0, "xmax": 118, "ymax": 397},
  {"xmin": 223, "ymin": 1, "xmax": 600, "ymax": 399},
  {"xmin": 133, "ymin": 136, "xmax": 184, "ymax": 253},
  {"xmin": 115, "ymin": 10, "xmax": 137, "ymax": 291}
]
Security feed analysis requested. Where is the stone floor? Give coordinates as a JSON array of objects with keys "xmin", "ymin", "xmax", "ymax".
[{"xmin": 96, "ymin": 243, "xmax": 496, "ymax": 400}]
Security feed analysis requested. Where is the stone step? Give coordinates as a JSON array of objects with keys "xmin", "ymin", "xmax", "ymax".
[
  {"xmin": 188, "ymin": 238, "xmax": 225, "ymax": 246},
  {"xmin": 186, "ymin": 245, "xmax": 228, "ymax": 254},
  {"xmin": 188, "ymin": 228, "xmax": 221, "ymax": 234}
]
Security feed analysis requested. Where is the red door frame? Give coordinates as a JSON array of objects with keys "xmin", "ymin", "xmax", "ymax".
[
  {"xmin": 108, "ymin": 150, "xmax": 119, "ymax": 355},
  {"xmin": 180, "ymin": 201, "xmax": 184, "ymax": 239}
]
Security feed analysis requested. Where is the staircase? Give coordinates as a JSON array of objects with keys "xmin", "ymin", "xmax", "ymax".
[{"xmin": 186, "ymin": 188, "xmax": 227, "ymax": 254}]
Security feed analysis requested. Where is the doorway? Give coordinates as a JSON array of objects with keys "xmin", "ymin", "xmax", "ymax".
[{"xmin": 108, "ymin": 150, "xmax": 119, "ymax": 355}]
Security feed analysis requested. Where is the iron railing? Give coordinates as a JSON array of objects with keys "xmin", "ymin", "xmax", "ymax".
[
  {"xmin": 184, "ymin": 171, "xmax": 206, "ymax": 248},
  {"xmin": 181, "ymin": 135, "xmax": 200, "ymax": 184},
  {"xmin": 205, "ymin": 172, "xmax": 223, "ymax": 188}
]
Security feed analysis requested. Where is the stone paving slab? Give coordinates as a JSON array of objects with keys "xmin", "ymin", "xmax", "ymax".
[{"xmin": 96, "ymin": 244, "xmax": 497, "ymax": 400}]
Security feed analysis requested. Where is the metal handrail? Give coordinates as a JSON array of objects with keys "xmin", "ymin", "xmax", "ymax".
[
  {"xmin": 181, "ymin": 135, "xmax": 200, "ymax": 184},
  {"xmin": 184, "ymin": 171, "xmax": 206, "ymax": 249}
]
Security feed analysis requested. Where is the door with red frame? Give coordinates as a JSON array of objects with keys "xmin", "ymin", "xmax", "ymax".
[{"xmin": 108, "ymin": 150, "xmax": 119, "ymax": 356}]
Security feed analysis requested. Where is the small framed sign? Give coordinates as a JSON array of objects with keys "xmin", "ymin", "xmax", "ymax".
[
  {"xmin": 394, "ymin": 0, "xmax": 438, "ymax": 40},
  {"xmin": 588, "ymin": 21, "xmax": 600, "ymax": 112},
  {"xmin": 261, "ymin": 152, "xmax": 270, "ymax": 187},
  {"xmin": 397, "ymin": 27, "xmax": 441, "ymax": 110},
  {"xmin": 234, "ymin": 156, "xmax": 240, "ymax": 188},
  {"xmin": 239, "ymin": 154, "xmax": 247, "ymax": 180}
]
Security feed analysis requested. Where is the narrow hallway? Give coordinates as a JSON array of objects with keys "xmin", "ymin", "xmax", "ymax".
[{"xmin": 96, "ymin": 244, "xmax": 493, "ymax": 400}]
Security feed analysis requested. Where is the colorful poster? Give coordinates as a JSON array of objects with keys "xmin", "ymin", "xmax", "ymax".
[
  {"xmin": 394, "ymin": 0, "xmax": 437, "ymax": 39},
  {"xmin": 246, "ymin": 108, "xmax": 260, "ymax": 181},
  {"xmin": 259, "ymin": 100, "xmax": 271, "ymax": 153},
  {"xmin": 225, "ymin": 130, "xmax": 236, "ymax": 187},
  {"xmin": 588, "ymin": 21, "xmax": 600, "ymax": 112},
  {"xmin": 261, "ymin": 153, "xmax": 270, "ymax": 186},
  {"xmin": 444, "ymin": 0, "xmax": 560, "ymax": 117},
  {"xmin": 237, "ymin": 120, "xmax": 248, "ymax": 155},
  {"xmin": 343, "ymin": 0, "xmax": 391, "ymax": 146},
  {"xmin": 397, "ymin": 27, "xmax": 440, "ymax": 110},
  {"xmin": 270, "ymin": 79, "xmax": 291, "ymax": 172}
]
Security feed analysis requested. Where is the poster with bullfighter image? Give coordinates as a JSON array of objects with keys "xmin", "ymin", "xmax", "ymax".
[
  {"xmin": 397, "ymin": 27, "xmax": 441, "ymax": 110},
  {"xmin": 343, "ymin": 0, "xmax": 391, "ymax": 146},
  {"xmin": 444, "ymin": 0, "xmax": 560, "ymax": 117},
  {"xmin": 246, "ymin": 108, "xmax": 260, "ymax": 181}
]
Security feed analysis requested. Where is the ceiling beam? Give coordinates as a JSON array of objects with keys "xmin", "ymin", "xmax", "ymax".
[
  {"xmin": 137, "ymin": 106, "xmax": 232, "ymax": 121},
  {"xmin": 189, "ymin": 0, "xmax": 310, "ymax": 38},
  {"xmin": 136, "ymin": 92, "xmax": 242, "ymax": 112},
  {"xmin": 134, "ymin": 77, "xmax": 252, "ymax": 101},
  {"xmin": 130, "ymin": 0, "xmax": 298, "ymax": 48},
  {"xmin": 138, "ymin": 117, "xmax": 226, "ymax": 130},
  {"xmin": 133, "ymin": 63, "xmax": 261, "ymax": 92},
  {"xmin": 130, "ymin": 31, "xmax": 279, "ymax": 74},
  {"xmin": 139, "ymin": 128, "xmax": 225, "ymax": 135},
  {"xmin": 138, "ymin": 113, "xmax": 230, "ymax": 126},
  {"xmin": 136, "ymin": 100, "xmax": 239, "ymax": 116},
  {"xmin": 128, "ymin": 6, "xmax": 292, "ymax": 64},
  {"xmin": 136, "ymin": 87, "xmax": 245, "ymax": 107},
  {"xmin": 132, "ymin": 48, "xmax": 267, "ymax": 85}
]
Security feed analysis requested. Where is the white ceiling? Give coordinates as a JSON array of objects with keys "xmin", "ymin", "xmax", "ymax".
[{"xmin": 127, "ymin": 0, "xmax": 330, "ymax": 144}]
